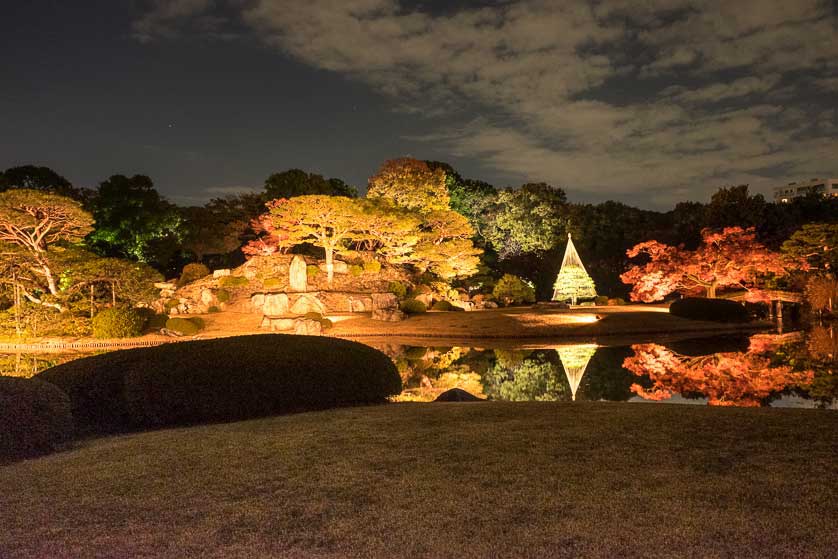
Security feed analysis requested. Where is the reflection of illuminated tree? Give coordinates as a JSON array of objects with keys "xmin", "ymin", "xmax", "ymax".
[
  {"xmin": 623, "ymin": 339, "xmax": 814, "ymax": 406},
  {"xmin": 555, "ymin": 345, "xmax": 597, "ymax": 400},
  {"xmin": 483, "ymin": 354, "xmax": 568, "ymax": 401},
  {"xmin": 394, "ymin": 347, "xmax": 486, "ymax": 402},
  {"xmin": 579, "ymin": 347, "xmax": 637, "ymax": 402},
  {"xmin": 804, "ymin": 326, "xmax": 837, "ymax": 406}
]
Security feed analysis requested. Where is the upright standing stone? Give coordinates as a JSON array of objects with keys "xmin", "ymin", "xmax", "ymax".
[{"xmin": 289, "ymin": 255, "xmax": 308, "ymax": 292}]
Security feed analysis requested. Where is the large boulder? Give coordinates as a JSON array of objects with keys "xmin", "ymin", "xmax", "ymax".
[
  {"xmin": 260, "ymin": 317, "xmax": 296, "ymax": 331},
  {"xmin": 263, "ymin": 293, "xmax": 289, "ymax": 316},
  {"xmin": 371, "ymin": 292, "xmax": 399, "ymax": 310},
  {"xmin": 290, "ymin": 293, "xmax": 327, "ymax": 315},
  {"xmin": 434, "ymin": 388, "xmax": 483, "ymax": 402},
  {"xmin": 251, "ymin": 293, "xmax": 265, "ymax": 311},
  {"xmin": 212, "ymin": 269, "xmax": 231, "ymax": 278},
  {"xmin": 294, "ymin": 318, "xmax": 322, "ymax": 335},
  {"xmin": 289, "ymin": 255, "xmax": 308, "ymax": 292},
  {"xmin": 372, "ymin": 308, "xmax": 406, "ymax": 322}
]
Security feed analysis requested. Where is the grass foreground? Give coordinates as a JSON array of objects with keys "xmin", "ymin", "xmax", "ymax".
[{"xmin": 1, "ymin": 402, "xmax": 836, "ymax": 558}]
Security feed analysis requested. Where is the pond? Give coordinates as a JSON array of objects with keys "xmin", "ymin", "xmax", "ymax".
[{"xmin": 2, "ymin": 327, "xmax": 836, "ymax": 409}]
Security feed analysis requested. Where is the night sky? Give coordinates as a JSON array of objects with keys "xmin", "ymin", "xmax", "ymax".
[{"xmin": 2, "ymin": 0, "xmax": 836, "ymax": 208}]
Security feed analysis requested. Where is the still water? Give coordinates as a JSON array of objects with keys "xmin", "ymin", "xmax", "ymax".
[{"xmin": 2, "ymin": 327, "xmax": 836, "ymax": 409}]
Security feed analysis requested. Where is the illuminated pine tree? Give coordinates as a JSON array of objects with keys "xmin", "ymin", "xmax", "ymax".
[{"xmin": 552, "ymin": 233, "xmax": 597, "ymax": 304}]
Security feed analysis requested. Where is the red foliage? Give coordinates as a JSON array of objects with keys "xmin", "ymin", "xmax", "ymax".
[
  {"xmin": 623, "ymin": 336, "xmax": 814, "ymax": 406},
  {"xmin": 242, "ymin": 199, "xmax": 292, "ymax": 257},
  {"xmin": 621, "ymin": 227, "xmax": 788, "ymax": 302}
]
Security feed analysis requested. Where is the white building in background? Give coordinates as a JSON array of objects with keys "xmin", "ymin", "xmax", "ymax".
[{"xmin": 773, "ymin": 178, "xmax": 838, "ymax": 203}]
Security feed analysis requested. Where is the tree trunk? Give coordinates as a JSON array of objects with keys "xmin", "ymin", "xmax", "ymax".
[
  {"xmin": 707, "ymin": 283, "xmax": 717, "ymax": 298},
  {"xmin": 325, "ymin": 246, "xmax": 334, "ymax": 284}
]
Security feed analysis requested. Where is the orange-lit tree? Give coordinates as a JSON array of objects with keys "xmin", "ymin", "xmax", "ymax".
[
  {"xmin": 621, "ymin": 226, "xmax": 788, "ymax": 302},
  {"xmin": 367, "ymin": 158, "xmax": 450, "ymax": 213},
  {"xmin": 622, "ymin": 337, "xmax": 814, "ymax": 406}
]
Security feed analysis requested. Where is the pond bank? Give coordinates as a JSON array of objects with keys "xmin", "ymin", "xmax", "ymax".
[{"xmin": 0, "ymin": 306, "xmax": 772, "ymax": 351}]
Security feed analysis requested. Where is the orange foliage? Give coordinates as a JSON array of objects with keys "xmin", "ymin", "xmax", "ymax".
[
  {"xmin": 623, "ymin": 336, "xmax": 814, "ymax": 406},
  {"xmin": 621, "ymin": 227, "xmax": 788, "ymax": 302}
]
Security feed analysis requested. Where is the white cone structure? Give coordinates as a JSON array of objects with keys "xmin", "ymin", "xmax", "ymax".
[
  {"xmin": 552, "ymin": 233, "xmax": 597, "ymax": 304},
  {"xmin": 556, "ymin": 344, "xmax": 597, "ymax": 401}
]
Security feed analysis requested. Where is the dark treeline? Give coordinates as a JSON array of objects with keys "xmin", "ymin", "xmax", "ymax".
[{"xmin": 2, "ymin": 163, "xmax": 835, "ymax": 298}]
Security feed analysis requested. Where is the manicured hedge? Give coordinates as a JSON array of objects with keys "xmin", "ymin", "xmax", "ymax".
[
  {"xmin": 37, "ymin": 335, "xmax": 402, "ymax": 433},
  {"xmin": 400, "ymin": 299, "xmax": 427, "ymax": 314},
  {"xmin": 431, "ymin": 300, "xmax": 454, "ymax": 311},
  {"xmin": 165, "ymin": 317, "xmax": 205, "ymax": 335},
  {"xmin": 92, "ymin": 307, "xmax": 146, "ymax": 338},
  {"xmin": 178, "ymin": 263, "xmax": 210, "ymax": 287},
  {"xmin": 669, "ymin": 297, "xmax": 750, "ymax": 323},
  {"xmin": 0, "ymin": 377, "xmax": 74, "ymax": 460}
]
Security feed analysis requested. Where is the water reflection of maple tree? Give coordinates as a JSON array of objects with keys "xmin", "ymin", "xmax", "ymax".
[{"xmin": 622, "ymin": 336, "xmax": 814, "ymax": 406}]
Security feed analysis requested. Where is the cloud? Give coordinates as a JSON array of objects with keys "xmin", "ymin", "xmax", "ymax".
[{"xmin": 133, "ymin": 0, "xmax": 838, "ymax": 207}]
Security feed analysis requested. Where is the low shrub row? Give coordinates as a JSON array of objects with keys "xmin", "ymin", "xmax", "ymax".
[
  {"xmin": 36, "ymin": 335, "xmax": 401, "ymax": 433},
  {"xmin": 669, "ymin": 297, "xmax": 750, "ymax": 323}
]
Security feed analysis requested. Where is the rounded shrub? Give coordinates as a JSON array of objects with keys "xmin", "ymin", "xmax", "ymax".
[
  {"xmin": 389, "ymin": 281, "xmax": 408, "ymax": 299},
  {"xmin": 215, "ymin": 289, "xmax": 230, "ymax": 303},
  {"xmin": 607, "ymin": 297, "xmax": 626, "ymax": 306},
  {"xmin": 319, "ymin": 318, "xmax": 333, "ymax": 330},
  {"xmin": 594, "ymin": 295, "xmax": 609, "ymax": 306},
  {"xmin": 37, "ymin": 335, "xmax": 402, "ymax": 432},
  {"xmin": 669, "ymin": 297, "xmax": 749, "ymax": 323},
  {"xmin": 492, "ymin": 274, "xmax": 536, "ymax": 306},
  {"xmin": 304, "ymin": 312, "xmax": 323, "ymax": 321},
  {"xmin": 431, "ymin": 300, "xmax": 454, "ymax": 311},
  {"xmin": 164, "ymin": 317, "xmax": 205, "ymax": 335},
  {"xmin": 363, "ymin": 260, "xmax": 382, "ymax": 274},
  {"xmin": 349, "ymin": 264, "xmax": 364, "ymax": 276},
  {"xmin": 0, "ymin": 377, "xmax": 74, "ymax": 460},
  {"xmin": 135, "ymin": 308, "xmax": 169, "ymax": 330},
  {"xmin": 165, "ymin": 298, "xmax": 180, "ymax": 311},
  {"xmin": 306, "ymin": 265, "xmax": 320, "ymax": 277},
  {"xmin": 219, "ymin": 276, "xmax": 249, "ymax": 288},
  {"xmin": 92, "ymin": 307, "xmax": 146, "ymax": 339},
  {"xmin": 400, "ymin": 299, "xmax": 427, "ymax": 314},
  {"xmin": 178, "ymin": 263, "xmax": 210, "ymax": 287},
  {"xmin": 208, "ymin": 306, "xmax": 221, "ymax": 313}
]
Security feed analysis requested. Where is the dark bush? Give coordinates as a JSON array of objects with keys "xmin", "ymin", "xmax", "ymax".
[
  {"xmin": 669, "ymin": 297, "xmax": 750, "ymax": 323},
  {"xmin": 431, "ymin": 300, "xmax": 454, "ymax": 311},
  {"xmin": 215, "ymin": 289, "xmax": 230, "ymax": 303},
  {"xmin": 92, "ymin": 307, "xmax": 145, "ymax": 339},
  {"xmin": 178, "ymin": 263, "xmax": 210, "ymax": 287},
  {"xmin": 37, "ymin": 335, "xmax": 401, "ymax": 432},
  {"xmin": 400, "ymin": 299, "xmax": 427, "ymax": 314},
  {"xmin": 165, "ymin": 317, "xmax": 205, "ymax": 335},
  {"xmin": 0, "ymin": 377, "xmax": 74, "ymax": 460},
  {"xmin": 594, "ymin": 295, "xmax": 609, "ymax": 306}
]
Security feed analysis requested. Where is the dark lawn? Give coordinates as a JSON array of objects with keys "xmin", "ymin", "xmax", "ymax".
[{"xmin": 1, "ymin": 402, "xmax": 836, "ymax": 558}]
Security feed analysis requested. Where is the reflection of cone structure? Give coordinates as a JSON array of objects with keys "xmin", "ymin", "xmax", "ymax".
[
  {"xmin": 556, "ymin": 344, "xmax": 597, "ymax": 401},
  {"xmin": 552, "ymin": 233, "xmax": 597, "ymax": 305}
]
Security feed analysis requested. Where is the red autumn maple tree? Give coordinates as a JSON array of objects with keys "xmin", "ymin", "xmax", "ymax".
[
  {"xmin": 622, "ymin": 336, "xmax": 814, "ymax": 407},
  {"xmin": 620, "ymin": 226, "xmax": 788, "ymax": 302}
]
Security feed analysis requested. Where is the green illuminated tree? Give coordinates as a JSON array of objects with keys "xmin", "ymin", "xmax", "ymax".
[
  {"xmin": 782, "ymin": 223, "xmax": 838, "ymax": 272},
  {"xmin": 86, "ymin": 175, "xmax": 183, "ymax": 272},
  {"xmin": 485, "ymin": 182, "xmax": 568, "ymax": 259},
  {"xmin": 552, "ymin": 234, "xmax": 596, "ymax": 304}
]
